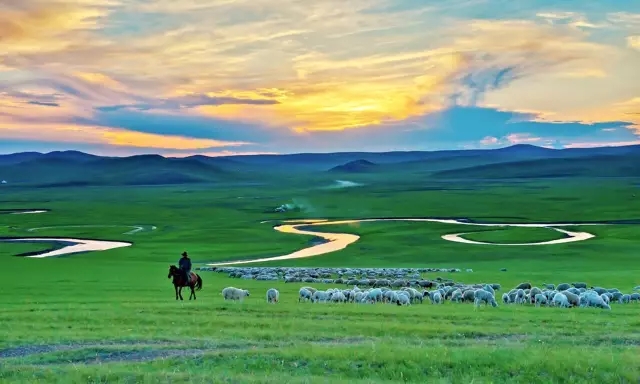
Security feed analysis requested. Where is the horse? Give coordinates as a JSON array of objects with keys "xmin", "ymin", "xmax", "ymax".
[{"xmin": 168, "ymin": 265, "xmax": 203, "ymax": 300}]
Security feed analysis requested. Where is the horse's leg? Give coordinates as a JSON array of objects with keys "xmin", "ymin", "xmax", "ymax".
[
  {"xmin": 174, "ymin": 284, "xmax": 179, "ymax": 300},
  {"xmin": 178, "ymin": 286, "xmax": 184, "ymax": 300},
  {"xmin": 190, "ymin": 285, "xmax": 196, "ymax": 300}
]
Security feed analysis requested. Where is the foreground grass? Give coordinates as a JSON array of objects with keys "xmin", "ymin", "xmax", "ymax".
[
  {"xmin": 2, "ymin": 275, "xmax": 640, "ymax": 383},
  {"xmin": 1, "ymin": 179, "xmax": 639, "ymax": 382}
]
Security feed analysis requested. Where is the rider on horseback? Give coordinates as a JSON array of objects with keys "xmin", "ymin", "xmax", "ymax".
[{"xmin": 179, "ymin": 251, "xmax": 192, "ymax": 284}]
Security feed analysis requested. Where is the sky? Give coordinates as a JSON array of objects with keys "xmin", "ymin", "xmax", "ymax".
[{"xmin": 0, "ymin": 0, "xmax": 639, "ymax": 157}]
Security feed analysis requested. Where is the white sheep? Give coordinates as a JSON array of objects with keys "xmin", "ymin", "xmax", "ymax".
[
  {"xmin": 583, "ymin": 292, "xmax": 611, "ymax": 310},
  {"xmin": 474, "ymin": 289, "xmax": 498, "ymax": 308},
  {"xmin": 299, "ymin": 287, "xmax": 313, "ymax": 302},
  {"xmin": 502, "ymin": 293, "xmax": 510, "ymax": 304},
  {"xmin": 483, "ymin": 284, "xmax": 495, "ymax": 297},
  {"xmin": 552, "ymin": 292, "xmax": 570, "ymax": 308},
  {"xmin": 619, "ymin": 294, "xmax": 631, "ymax": 304},
  {"xmin": 330, "ymin": 291, "xmax": 347, "ymax": 303},
  {"xmin": 385, "ymin": 291, "xmax": 399, "ymax": 304},
  {"xmin": 396, "ymin": 294, "xmax": 411, "ymax": 306},
  {"xmin": 311, "ymin": 290, "xmax": 331, "ymax": 303},
  {"xmin": 534, "ymin": 293, "xmax": 548, "ymax": 307},
  {"xmin": 600, "ymin": 293, "xmax": 610, "ymax": 305},
  {"xmin": 266, "ymin": 288, "xmax": 279, "ymax": 303},
  {"xmin": 515, "ymin": 289, "xmax": 526, "ymax": 304},
  {"xmin": 365, "ymin": 288, "xmax": 383, "ymax": 303},
  {"xmin": 450, "ymin": 289, "xmax": 463, "ymax": 303},
  {"xmin": 222, "ymin": 287, "xmax": 250, "ymax": 301},
  {"xmin": 301, "ymin": 286, "xmax": 317, "ymax": 294},
  {"xmin": 429, "ymin": 291, "xmax": 443, "ymax": 304}
]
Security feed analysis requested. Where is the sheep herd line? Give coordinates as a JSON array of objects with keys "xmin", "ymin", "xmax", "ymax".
[
  {"xmin": 199, "ymin": 266, "xmax": 471, "ymax": 284},
  {"xmin": 218, "ymin": 278, "xmax": 640, "ymax": 310}
]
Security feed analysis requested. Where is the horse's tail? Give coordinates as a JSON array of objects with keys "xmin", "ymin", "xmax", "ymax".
[{"xmin": 195, "ymin": 274, "xmax": 203, "ymax": 291}]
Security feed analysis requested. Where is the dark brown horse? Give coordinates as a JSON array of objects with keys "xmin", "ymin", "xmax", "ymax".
[{"xmin": 168, "ymin": 265, "xmax": 203, "ymax": 300}]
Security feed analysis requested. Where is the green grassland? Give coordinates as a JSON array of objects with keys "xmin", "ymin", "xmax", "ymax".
[
  {"xmin": 1, "ymin": 174, "xmax": 640, "ymax": 383},
  {"xmin": 459, "ymin": 226, "xmax": 569, "ymax": 243}
]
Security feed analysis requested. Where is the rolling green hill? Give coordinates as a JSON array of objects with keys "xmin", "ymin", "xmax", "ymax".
[
  {"xmin": 431, "ymin": 154, "xmax": 640, "ymax": 179},
  {"xmin": 2, "ymin": 144, "xmax": 640, "ymax": 186},
  {"xmin": 0, "ymin": 155, "xmax": 236, "ymax": 187}
]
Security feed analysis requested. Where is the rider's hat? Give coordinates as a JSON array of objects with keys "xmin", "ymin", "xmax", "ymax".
[{"xmin": 181, "ymin": 251, "xmax": 188, "ymax": 257}]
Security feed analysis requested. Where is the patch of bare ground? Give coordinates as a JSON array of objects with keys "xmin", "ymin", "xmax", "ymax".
[
  {"xmin": 0, "ymin": 337, "xmax": 374, "ymax": 366},
  {"xmin": 0, "ymin": 340, "xmax": 172, "ymax": 359},
  {"xmin": 0, "ymin": 340, "xmax": 252, "ymax": 361}
]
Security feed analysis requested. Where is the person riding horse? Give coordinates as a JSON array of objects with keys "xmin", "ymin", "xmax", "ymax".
[{"xmin": 179, "ymin": 251, "xmax": 192, "ymax": 284}]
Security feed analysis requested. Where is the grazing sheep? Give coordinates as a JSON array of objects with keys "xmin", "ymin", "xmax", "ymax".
[
  {"xmin": 466, "ymin": 268, "xmax": 473, "ymax": 272},
  {"xmin": 222, "ymin": 287, "xmax": 250, "ymax": 301},
  {"xmin": 634, "ymin": 286, "xmax": 640, "ymax": 291},
  {"xmin": 543, "ymin": 283, "xmax": 555, "ymax": 290},
  {"xmin": 483, "ymin": 284, "xmax": 495, "ymax": 297},
  {"xmin": 311, "ymin": 290, "xmax": 331, "ymax": 303},
  {"xmin": 429, "ymin": 291, "xmax": 443, "ymax": 304},
  {"xmin": 385, "ymin": 291, "xmax": 399, "ymax": 304},
  {"xmin": 266, "ymin": 288, "xmax": 279, "ymax": 303},
  {"xmin": 490, "ymin": 283, "xmax": 501, "ymax": 291},
  {"xmin": 502, "ymin": 293, "xmax": 510, "ymax": 304},
  {"xmin": 515, "ymin": 289, "xmax": 526, "ymax": 304},
  {"xmin": 552, "ymin": 292, "xmax": 570, "ymax": 308},
  {"xmin": 631, "ymin": 293, "xmax": 640, "ymax": 302},
  {"xmin": 462, "ymin": 290, "xmax": 476, "ymax": 302},
  {"xmin": 451, "ymin": 289, "xmax": 463, "ymax": 303},
  {"xmin": 611, "ymin": 292, "xmax": 623, "ymax": 301},
  {"xmin": 299, "ymin": 288, "xmax": 313, "ymax": 302},
  {"xmin": 534, "ymin": 293, "xmax": 548, "ymax": 307},
  {"xmin": 563, "ymin": 291, "xmax": 580, "ymax": 307},
  {"xmin": 474, "ymin": 289, "xmax": 498, "ymax": 308},
  {"xmin": 330, "ymin": 291, "xmax": 347, "ymax": 303},
  {"xmin": 619, "ymin": 294, "xmax": 631, "ymax": 304},
  {"xmin": 396, "ymin": 294, "xmax": 411, "ymax": 306},
  {"xmin": 556, "ymin": 283, "xmax": 571, "ymax": 291},
  {"xmin": 591, "ymin": 287, "xmax": 607, "ymax": 295},
  {"xmin": 402, "ymin": 287, "xmax": 423, "ymax": 303},
  {"xmin": 566, "ymin": 287, "xmax": 580, "ymax": 295},
  {"xmin": 583, "ymin": 292, "xmax": 611, "ymax": 310},
  {"xmin": 301, "ymin": 286, "xmax": 318, "ymax": 294},
  {"xmin": 571, "ymin": 282, "xmax": 587, "ymax": 289},
  {"xmin": 529, "ymin": 287, "xmax": 543, "ymax": 303},
  {"xmin": 365, "ymin": 288, "xmax": 383, "ymax": 303},
  {"xmin": 515, "ymin": 282, "xmax": 532, "ymax": 290},
  {"xmin": 600, "ymin": 294, "xmax": 610, "ymax": 304}
]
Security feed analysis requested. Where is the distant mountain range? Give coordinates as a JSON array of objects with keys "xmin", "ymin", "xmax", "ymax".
[{"xmin": 1, "ymin": 144, "xmax": 639, "ymax": 186}]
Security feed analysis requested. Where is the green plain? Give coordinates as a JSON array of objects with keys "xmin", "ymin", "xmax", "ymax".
[
  {"xmin": 459, "ymin": 226, "xmax": 569, "ymax": 244},
  {"xmin": 1, "ymin": 178, "xmax": 639, "ymax": 383}
]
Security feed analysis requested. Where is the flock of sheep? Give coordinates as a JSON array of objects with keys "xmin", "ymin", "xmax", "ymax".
[
  {"xmin": 201, "ymin": 266, "xmax": 469, "ymax": 285},
  {"xmin": 220, "ymin": 280, "xmax": 640, "ymax": 310}
]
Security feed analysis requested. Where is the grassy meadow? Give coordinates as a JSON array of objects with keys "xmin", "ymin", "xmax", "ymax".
[{"xmin": 1, "ymin": 176, "xmax": 640, "ymax": 383}]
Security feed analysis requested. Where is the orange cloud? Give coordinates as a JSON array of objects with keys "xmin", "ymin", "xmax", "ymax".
[
  {"xmin": 0, "ymin": 121, "xmax": 249, "ymax": 150},
  {"xmin": 0, "ymin": 0, "xmax": 112, "ymax": 58}
]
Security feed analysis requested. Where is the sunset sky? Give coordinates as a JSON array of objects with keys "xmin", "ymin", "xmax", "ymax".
[{"xmin": 1, "ymin": 0, "xmax": 639, "ymax": 156}]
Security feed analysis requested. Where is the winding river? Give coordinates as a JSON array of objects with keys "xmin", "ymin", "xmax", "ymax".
[
  {"xmin": 0, "ymin": 210, "xmax": 604, "ymax": 260},
  {"xmin": 0, "ymin": 210, "xmax": 148, "ymax": 257},
  {"xmin": 205, "ymin": 218, "xmax": 601, "ymax": 267}
]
